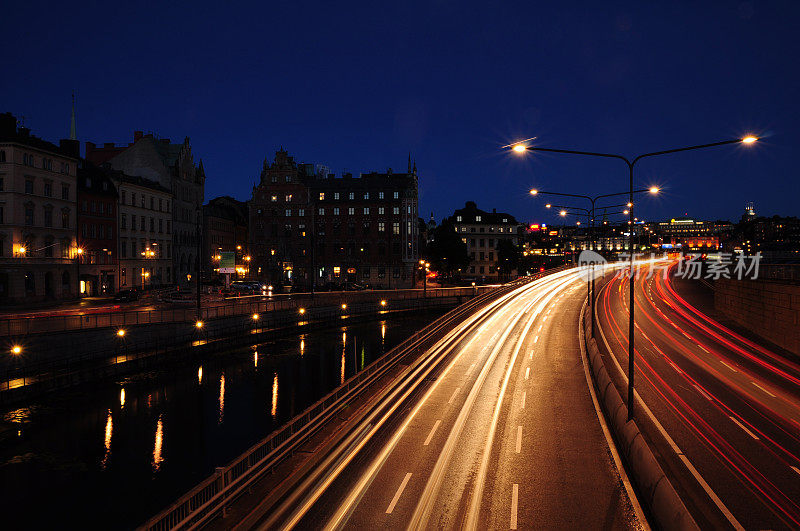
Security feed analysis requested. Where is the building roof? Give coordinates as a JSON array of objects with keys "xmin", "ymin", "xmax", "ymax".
[
  {"xmin": 449, "ymin": 201, "xmax": 519, "ymax": 224},
  {"xmin": 0, "ymin": 112, "xmax": 80, "ymax": 159},
  {"xmin": 77, "ymin": 163, "xmax": 119, "ymax": 197},
  {"xmin": 205, "ymin": 196, "xmax": 248, "ymax": 225}
]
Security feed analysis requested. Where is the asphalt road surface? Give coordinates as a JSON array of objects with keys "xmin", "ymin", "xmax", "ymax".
[
  {"xmin": 223, "ymin": 268, "xmax": 642, "ymax": 530},
  {"xmin": 595, "ymin": 263, "xmax": 800, "ymax": 530}
]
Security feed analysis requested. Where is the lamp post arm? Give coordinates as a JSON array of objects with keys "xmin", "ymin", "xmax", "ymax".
[{"xmin": 631, "ymin": 139, "xmax": 742, "ymax": 166}]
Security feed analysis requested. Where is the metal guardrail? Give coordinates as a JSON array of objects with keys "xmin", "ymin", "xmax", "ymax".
[
  {"xmin": 0, "ymin": 287, "xmax": 489, "ymax": 337},
  {"xmin": 141, "ymin": 269, "xmax": 567, "ymax": 531}
]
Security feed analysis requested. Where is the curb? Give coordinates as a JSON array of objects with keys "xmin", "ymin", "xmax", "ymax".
[{"xmin": 582, "ymin": 309, "xmax": 699, "ymax": 530}]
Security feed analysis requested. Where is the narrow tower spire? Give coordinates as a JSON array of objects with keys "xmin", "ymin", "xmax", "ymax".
[
  {"xmin": 407, "ymin": 152, "xmax": 412, "ymax": 173},
  {"xmin": 69, "ymin": 92, "xmax": 77, "ymax": 140}
]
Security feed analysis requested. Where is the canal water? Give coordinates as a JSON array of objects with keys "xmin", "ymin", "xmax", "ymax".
[{"xmin": 0, "ymin": 309, "xmax": 445, "ymax": 529}]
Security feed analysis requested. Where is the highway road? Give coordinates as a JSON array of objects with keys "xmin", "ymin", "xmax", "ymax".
[
  {"xmin": 595, "ymin": 263, "xmax": 800, "ymax": 530},
  {"xmin": 220, "ymin": 268, "xmax": 643, "ymax": 530}
]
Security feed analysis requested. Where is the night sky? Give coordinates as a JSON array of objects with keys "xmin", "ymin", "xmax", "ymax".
[{"xmin": 3, "ymin": 1, "xmax": 798, "ymax": 226}]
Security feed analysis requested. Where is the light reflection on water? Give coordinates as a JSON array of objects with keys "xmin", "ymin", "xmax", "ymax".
[
  {"xmin": 0, "ymin": 312, "xmax": 443, "ymax": 528},
  {"xmin": 101, "ymin": 410, "xmax": 112, "ymax": 469},
  {"xmin": 271, "ymin": 373, "xmax": 278, "ymax": 418},
  {"xmin": 152, "ymin": 415, "xmax": 164, "ymax": 472}
]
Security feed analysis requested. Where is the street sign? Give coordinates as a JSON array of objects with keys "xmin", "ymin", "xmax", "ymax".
[{"xmin": 219, "ymin": 251, "xmax": 236, "ymax": 274}]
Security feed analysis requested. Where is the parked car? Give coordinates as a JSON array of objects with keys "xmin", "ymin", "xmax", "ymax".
[
  {"xmin": 114, "ymin": 289, "xmax": 140, "ymax": 302},
  {"xmin": 342, "ymin": 281, "xmax": 367, "ymax": 291}
]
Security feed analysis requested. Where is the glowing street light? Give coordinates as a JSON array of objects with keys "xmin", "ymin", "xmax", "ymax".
[
  {"xmin": 298, "ymin": 307, "xmax": 306, "ymax": 315},
  {"xmin": 380, "ymin": 300, "xmax": 387, "ymax": 307},
  {"xmin": 117, "ymin": 329, "xmax": 126, "ymax": 337},
  {"xmin": 252, "ymin": 313, "xmax": 260, "ymax": 321},
  {"xmin": 529, "ymin": 189, "xmax": 538, "ymax": 195},
  {"xmin": 341, "ymin": 303, "xmax": 347, "ymax": 310},
  {"xmin": 559, "ymin": 210, "xmax": 567, "ymax": 217},
  {"xmin": 649, "ymin": 186, "xmax": 660, "ymax": 194},
  {"xmin": 510, "ymin": 133, "xmax": 761, "ymax": 422},
  {"xmin": 11, "ymin": 345, "xmax": 22, "ymax": 355},
  {"xmin": 195, "ymin": 320, "xmax": 204, "ymax": 329}
]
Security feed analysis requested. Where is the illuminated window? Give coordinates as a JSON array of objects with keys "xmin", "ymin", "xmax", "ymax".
[
  {"xmin": 333, "ymin": 266, "xmax": 341, "ymax": 277},
  {"xmin": 319, "ymin": 192, "xmax": 325, "ymax": 200}
]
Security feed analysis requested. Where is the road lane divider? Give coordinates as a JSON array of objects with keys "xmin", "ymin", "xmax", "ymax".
[
  {"xmin": 386, "ymin": 472, "xmax": 412, "ymax": 514},
  {"xmin": 423, "ymin": 420, "xmax": 442, "ymax": 446}
]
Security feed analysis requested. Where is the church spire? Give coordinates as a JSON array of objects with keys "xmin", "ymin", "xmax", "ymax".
[
  {"xmin": 69, "ymin": 92, "xmax": 77, "ymax": 140},
  {"xmin": 408, "ymin": 152, "xmax": 412, "ymax": 174}
]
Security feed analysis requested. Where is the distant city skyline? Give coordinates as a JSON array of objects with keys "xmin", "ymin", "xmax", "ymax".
[{"xmin": 3, "ymin": 2, "xmax": 797, "ymax": 225}]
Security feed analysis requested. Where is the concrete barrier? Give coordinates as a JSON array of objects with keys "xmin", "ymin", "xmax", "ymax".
[{"xmin": 583, "ymin": 314, "xmax": 698, "ymax": 530}]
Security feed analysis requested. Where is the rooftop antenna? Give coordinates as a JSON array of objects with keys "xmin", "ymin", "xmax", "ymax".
[{"xmin": 70, "ymin": 92, "xmax": 77, "ymax": 140}]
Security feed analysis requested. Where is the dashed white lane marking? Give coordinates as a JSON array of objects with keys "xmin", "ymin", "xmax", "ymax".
[
  {"xmin": 423, "ymin": 420, "xmax": 442, "ymax": 446},
  {"xmin": 693, "ymin": 384, "xmax": 713, "ymax": 401},
  {"xmin": 752, "ymin": 381, "xmax": 777, "ymax": 398},
  {"xmin": 791, "ymin": 466, "xmax": 800, "ymax": 476},
  {"xmin": 720, "ymin": 360, "xmax": 738, "ymax": 372},
  {"xmin": 465, "ymin": 362, "xmax": 476, "ymax": 376},
  {"xmin": 537, "ymin": 325, "xmax": 543, "ymax": 333},
  {"xmin": 510, "ymin": 483, "xmax": 519, "ymax": 529},
  {"xmin": 730, "ymin": 416, "xmax": 760, "ymax": 440},
  {"xmin": 521, "ymin": 391, "xmax": 526, "ymax": 409},
  {"xmin": 543, "ymin": 315, "xmax": 548, "ymax": 322},
  {"xmin": 525, "ymin": 367, "xmax": 530, "ymax": 380},
  {"xmin": 534, "ymin": 335, "xmax": 539, "ymax": 343},
  {"xmin": 448, "ymin": 387, "xmax": 460, "ymax": 405},
  {"xmin": 529, "ymin": 351, "xmax": 533, "ymax": 360},
  {"xmin": 516, "ymin": 425, "xmax": 522, "ymax": 453},
  {"xmin": 386, "ymin": 472, "xmax": 412, "ymax": 514}
]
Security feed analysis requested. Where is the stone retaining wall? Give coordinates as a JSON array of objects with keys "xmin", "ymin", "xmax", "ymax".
[{"xmin": 714, "ymin": 278, "xmax": 800, "ymax": 355}]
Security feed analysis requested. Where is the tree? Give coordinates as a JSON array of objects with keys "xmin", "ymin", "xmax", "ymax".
[
  {"xmin": 496, "ymin": 239, "xmax": 521, "ymax": 280},
  {"xmin": 426, "ymin": 219, "xmax": 470, "ymax": 280}
]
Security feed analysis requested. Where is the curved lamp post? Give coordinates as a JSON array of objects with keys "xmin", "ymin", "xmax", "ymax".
[{"xmin": 513, "ymin": 135, "xmax": 758, "ymax": 420}]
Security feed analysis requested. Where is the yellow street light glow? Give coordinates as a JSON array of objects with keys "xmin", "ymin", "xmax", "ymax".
[
  {"xmin": 195, "ymin": 320, "xmax": 204, "ymax": 329},
  {"xmin": 117, "ymin": 329, "xmax": 126, "ymax": 337},
  {"xmin": 529, "ymin": 189, "xmax": 538, "ymax": 196},
  {"xmin": 252, "ymin": 313, "xmax": 260, "ymax": 320},
  {"xmin": 11, "ymin": 345, "xmax": 22, "ymax": 355},
  {"xmin": 77, "ymin": 248, "xmax": 84, "ymax": 254},
  {"xmin": 742, "ymin": 135, "xmax": 758, "ymax": 144},
  {"xmin": 649, "ymin": 186, "xmax": 660, "ymax": 194},
  {"xmin": 298, "ymin": 307, "xmax": 306, "ymax": 315},
  {"xmin": 341, "ymin": 303, "xmax": 347, "ymax": 310},
  {"xmin": 545, "ymin": 204, "xmax": 551, "ymax": 208},
  {"xmin": 627, "ymin": 202, "xmax": 633, "ymax": 207},
  {"xmin": 512, "ymin": 144, "xmax": 527, "ymax": 153},
  {"xmin": 419, "ymin": 259, "xmax": 425, "ymax": 265},
  {"xmin": 380, "ymin": 300, "xmax": 387, "ymax": 307},
  {"xmin": 623, "ymin": 210, "xmax": 630, "ymax": 215},
  {"xmin": 19, "ymin": 247, "xmax": 26, "ymax": 254},
  {"xmin": 559, "ymin": 210, "xmax": 567, "ymax": 217}
]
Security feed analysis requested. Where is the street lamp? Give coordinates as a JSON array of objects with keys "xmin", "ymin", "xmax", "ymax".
[
  {"xmin": 11, "ymin": 345, "xmax": 22, "ymax": 355},
  {"xmin": 512, "ymin": 134, "xmax": 758, "ymax": 420}
]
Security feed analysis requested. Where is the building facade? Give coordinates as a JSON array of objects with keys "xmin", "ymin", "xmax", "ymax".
[
  {"xmin": 86, "ymin": 132, "xmax": 205, "ymax": 287},
  {"xmin": 112, "ymin": 171, "xmax": 173, "ymax": 290},
  {"xmin": 249, "ymin": 149, "xmax": 419, "ymax": 289},
  {"xmin": 0, "ymin": 113, "xmax": 80, "ymax": 302},
  {"xmin": 76, "ymin": 164, "xmax": 118, "ymax": 295},
  {"xmin": 203, "ymin": 196, "xmax": 248, "ymax": 277},
  {"xmin": 448, "ymin": 201, "xmax": 522, "ymax": 280}
]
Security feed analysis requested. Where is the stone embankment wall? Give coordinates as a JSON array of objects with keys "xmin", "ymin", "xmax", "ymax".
[{"xmin": 714, "ymin": 278, "xmax": 800, "ymax": 355}]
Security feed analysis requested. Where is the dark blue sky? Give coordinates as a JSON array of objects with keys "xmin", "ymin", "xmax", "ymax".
[{"xmin": 3, "ymin": 1, "xmax": 797, "ymax": 226}]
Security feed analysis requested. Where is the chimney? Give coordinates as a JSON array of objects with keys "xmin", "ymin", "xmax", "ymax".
[
  {"xmin": 0, "ymin": 113, "xmax": 16, "ymax": 137},
  {"xmin": 134, "ymin": 131, "xmax": 143, "ymax": 142},
  {"xmin": 59, "ymin": 139, "xmax": 80, "ymax": 159}
]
